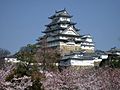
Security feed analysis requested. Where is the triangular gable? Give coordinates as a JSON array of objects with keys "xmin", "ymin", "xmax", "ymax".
[
  {"xmin": 62, "ymin": 26, "xmax": 80, "ymax": 36},
  {"xmin": 56, "ymin": 9, "xmax": 70, "ymax": 16},
  {"xmin": 62, "ymin": 10, "xmax": 69, "ymax": 16}
]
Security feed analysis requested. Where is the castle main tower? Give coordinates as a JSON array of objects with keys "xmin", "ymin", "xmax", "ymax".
[{"xmin": 37, "ymin": 9, "xmax": 95, "ymax": 55}]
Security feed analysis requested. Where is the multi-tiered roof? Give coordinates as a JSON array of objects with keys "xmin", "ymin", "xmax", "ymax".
[
  {"xmin": 43, "ymin": 9, "xmax": 80, "ymax": 35},
  {"xmin": 37, "ymin": 9, "xmax": 95, "ymax": 53}
]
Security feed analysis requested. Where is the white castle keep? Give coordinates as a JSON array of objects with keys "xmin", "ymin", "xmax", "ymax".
[{"xmin": 37, "ymin": 9, "xmax": 95, "ymax": 55}]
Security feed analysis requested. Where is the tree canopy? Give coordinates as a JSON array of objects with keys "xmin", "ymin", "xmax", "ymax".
[{"xmin": 0, "ymin": 48, "xmax": 10, "ymax": 58}]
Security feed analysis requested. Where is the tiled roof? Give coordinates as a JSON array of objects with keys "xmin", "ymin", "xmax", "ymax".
[
  {"xmin": 61, "ymin": 52, "xmax": 99, "ymax": 61},
  {"xmin": 49, "ymin": 9, "xmax": 72, "ymax": 19},
  {"xmin": 46, "ymin": 21, "xmax": 76, "ymax": 27}
]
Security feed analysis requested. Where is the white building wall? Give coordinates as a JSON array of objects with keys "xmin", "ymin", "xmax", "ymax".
[
  {"xmin": 93, "ymin": 59, "xmax": 102, "ymax": 62},
  {"xmin": 81, "ymin": 42, "xmax": 94, "ymax": 46},
  {"xmin": 59, "ymin": 17, "xmax": 70, "ymax": 22},
  {"xmin": 5, "ymin": 58, "xmax": 20, "ymax": 63},
  {"xmin": 60, "ymin": 58, "xmax": 102, "ymax": 66},
  {"xmin": 59, "ymin": 42, "xmax": 80, "ymax": 46},
  {"xmin": 60, "ymin": 24, "xmax": 68, "ymax": 28},
  {"xmin": 70, "ymin": 60, "xmax": 94, "ymax": 66},
  {"xmin": 86, "ymin": 38, "xmax": 92, "ymax": 42},
  {"xmin": 100, "ymin": 55, "xmax": 108, "ymax": 59},
  {"xmin": 81, "ymin": 46, "xmax": 94, "ymax": 50},
  {"xmin": 59, "ymin": 36, "xmax": 67, "ymax": 40}
]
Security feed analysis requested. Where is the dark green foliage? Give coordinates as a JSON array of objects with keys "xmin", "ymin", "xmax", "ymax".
[
  {"xmin": 5, "ymin": 44, "xmax": 45, "ymax": 90},
  {"xmin": 26, "ymin": 79, "xmax": 44, "ymax": 90},
  {"xmin": 0, "ymin": 58, "xmax": 5, "ymax": 69},
  {"xmin": 36, "ymin": 36, "xmax": 61, "ymax": 71},
  {"xmin": 36, "ymin": 47, "xmax": 61, "ymax": 72},
  {"xmin": 28, "ymin": 78, "xmax": 44, "ymax": 90},
  {"xmin": 0, "ymin": 48, "xmax": 10, "ymax": 58},
  {"xmin": 15, "ymin": 63, "xmax": 31, "ymax": 77},
  {"xmin": 6, "ymin": 44, "xmax": 39, "ymax": 80},
  {"xmin": 100, "ymin": 55, "xmax": 120, "ymax": 68},
  {"xmin": 15, "ymin": 63, "xmax": 39, "ymax": 77},
  {"xmin": 14, "ymin": 44, "xmax": 38, "ymax": 77},
  {"xmin": 109, "ymin": 57, "xmax": 120, "ymax": 68},
  {"xmin": 0, "ymin": 48, "xmax": 10, "ymax": 69},
  {"xmin": 26, "ymin": 72, "xmax": 45, "ymax": 90},
  {"xmin": 5, "ymin": 72, "xmax": 14, "ymax": 81},
  {"xmin": 15, "ymin": 44, "xmax": 37, "ymax": 63}
]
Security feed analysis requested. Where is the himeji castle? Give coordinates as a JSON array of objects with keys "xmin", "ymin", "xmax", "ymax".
[
  {"xmin": 37, "ymin": 9, "xmax": 106, "ymax": 67},
  {"xmin": 38, "ymin": 9, "xmax": 94, "ymax": 53}
]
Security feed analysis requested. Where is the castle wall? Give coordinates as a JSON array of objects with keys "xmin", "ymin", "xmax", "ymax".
[{"xmin": 60, "ymin": 44, "xmax": 81, "ymax": 55}]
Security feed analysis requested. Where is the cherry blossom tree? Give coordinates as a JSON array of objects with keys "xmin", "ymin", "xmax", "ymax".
[{"xmin": 43, "ymin": 67, "xmax": 120, "ymax": 90}]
